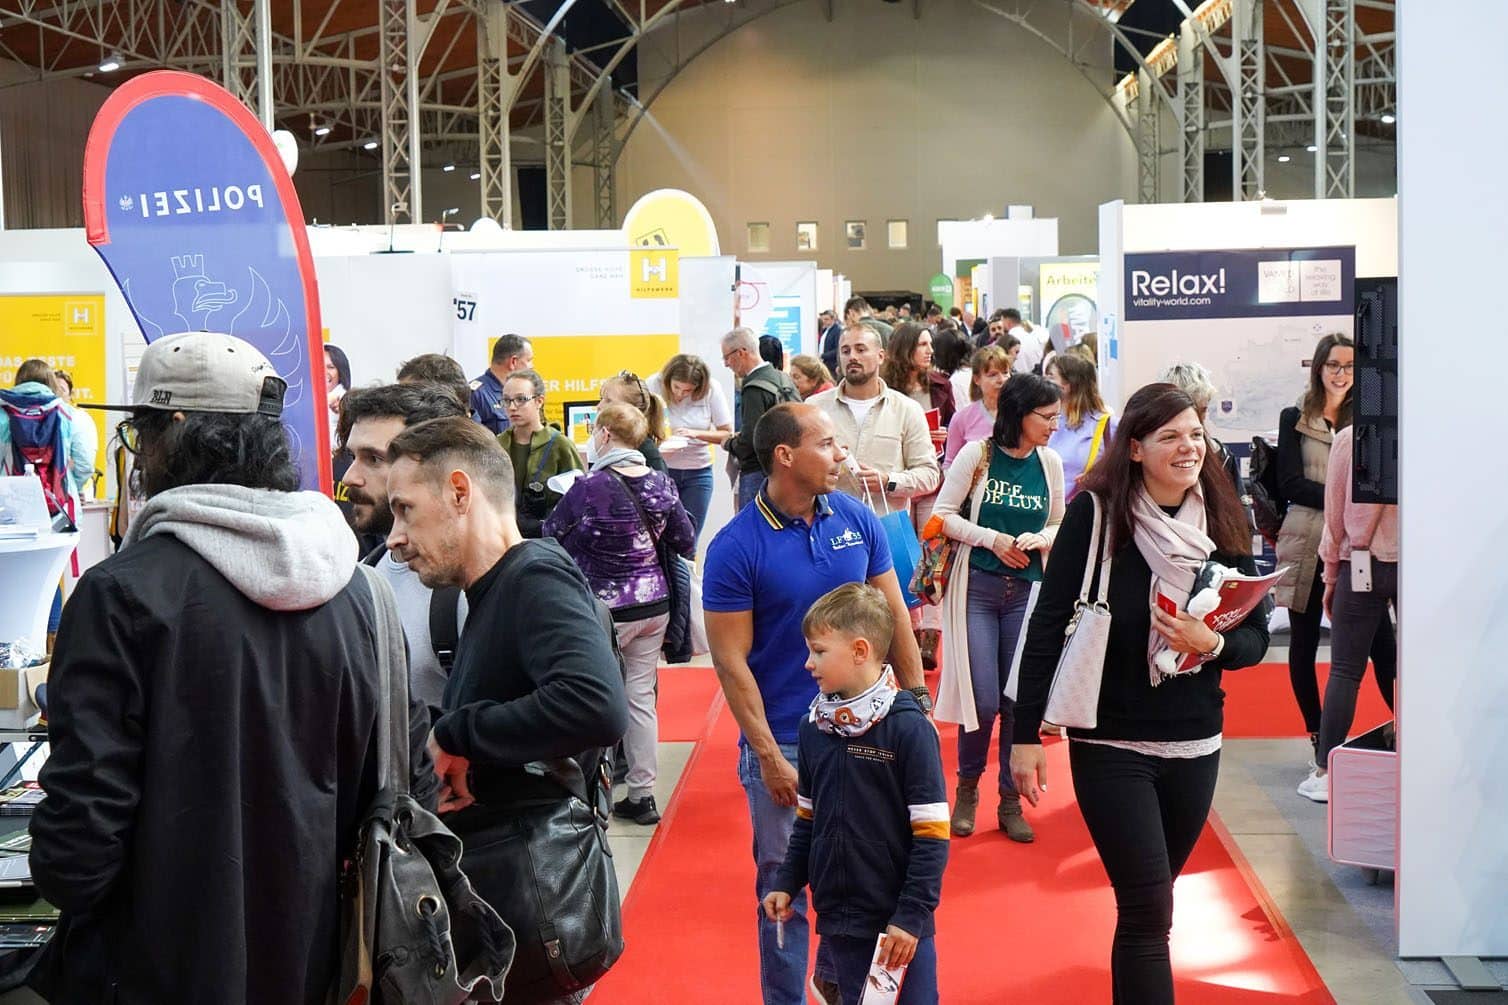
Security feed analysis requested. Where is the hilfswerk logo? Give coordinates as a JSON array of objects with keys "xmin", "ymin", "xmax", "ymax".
[
  {"xmin": 829, "ymin": 528, "xmax": 865, "ymax": 551},
  {"xmin": 1129, "ymin": 266, "xmax": 1227, "ymax": 309},
  {"xmin": 127, "ymin": 184, "xmax": 266, "ymax": 219}
]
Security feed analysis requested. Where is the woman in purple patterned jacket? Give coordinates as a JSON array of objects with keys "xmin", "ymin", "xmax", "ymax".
[{"xmin": 544, "ymin": 401, "xmax": 696, "ymax": 826}]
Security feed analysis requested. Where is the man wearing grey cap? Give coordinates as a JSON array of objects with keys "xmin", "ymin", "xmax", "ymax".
[{"xmin": 27, "ymin": 332, "xmax": 439, "ymax": 1005}]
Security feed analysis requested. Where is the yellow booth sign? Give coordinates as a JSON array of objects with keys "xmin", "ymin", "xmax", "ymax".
[
  {"xmin": 490, "ymin": 333, "xmax": 682, "ymax": 438},
  {"xmin": 0, "ymin": 294, "xmax": 108, "ymax": 451}
]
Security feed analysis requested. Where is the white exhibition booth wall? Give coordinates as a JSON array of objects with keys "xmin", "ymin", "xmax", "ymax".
[
  {"xmin": 1096, "ymin": 197, "xmax": 1398, "ymax": 447},
  {"xmin": 986, "ymin": 255, "xmax": 1101, "ymax": 346},
  {"xmin": 1396, "ymin": 3, "xmax": 1508, "ymax": 960},
  {"xmin": 939, "ymin": 217, "xmax": 1059, "ymax": 316},
  {"xmin": 0, "ymin": 223, "xmax": 829, "ymax": 561}
]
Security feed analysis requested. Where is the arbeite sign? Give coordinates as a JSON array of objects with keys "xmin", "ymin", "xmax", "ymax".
[{"xmin": 82, "ymin": 71, "xmax": 330, "ymax": 494}]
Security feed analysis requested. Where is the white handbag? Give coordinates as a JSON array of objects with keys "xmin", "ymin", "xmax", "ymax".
[{"xmin": 1043, "ymin": 492, "xmax": 1113, "ymax": 730}]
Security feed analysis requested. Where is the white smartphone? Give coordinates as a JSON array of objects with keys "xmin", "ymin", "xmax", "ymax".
[{"xmin": 1350, "ymin": 550, "xmax": 1374, "ymax": 593}]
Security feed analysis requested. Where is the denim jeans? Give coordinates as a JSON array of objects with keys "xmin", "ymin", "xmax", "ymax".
[
  {"xmin": 738, "ymin": 470, "xmax": 766, "ymax": 511},
  {"xmin": 1070, "ymin": 741, "xmax": 1220, "ymax": 1005},
  {"xmin": 738, "ymin": 742, "xmax": 834, "ymax": 1004},
  {"xmin": 1318, "ymin": 559, "xmax": 1399, "ymax": 766},
  {"xmin": 826, "ymin": 933, "xmax": 938, "ymax": 1005},
  {"xmin": 668, "ymin": 466, "xmax": 715, "ymax": 545},
  {"xmin": 957, "ymin": 570, "xmax": 1033, "ymax": 794}
]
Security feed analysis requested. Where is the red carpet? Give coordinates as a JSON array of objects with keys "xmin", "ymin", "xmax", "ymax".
[
  {"xmin": 1221, "ymin": 662, "xmax": 1392, "ymax": 738},
  {"xmin": 656, "ymin": 666, "xmax": 724, "ymax": 742},
  {"xmin": 599, "ymin": 687, "xmax": 1334, "ymax": 1003}
]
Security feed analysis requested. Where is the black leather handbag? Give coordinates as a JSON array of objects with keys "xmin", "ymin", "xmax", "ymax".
[
  {"xmin": 447, "ymin": 756, "xmax": 624, "ymax": 1005},
  {"xmin": 334, "ymin": 567, "xmax": 514, "ymax": 1005}
]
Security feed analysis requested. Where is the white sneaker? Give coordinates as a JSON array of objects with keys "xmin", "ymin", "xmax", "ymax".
[{"xmin": 1297, "ymin": 769, "xmax": 1329, "ymax": 803}]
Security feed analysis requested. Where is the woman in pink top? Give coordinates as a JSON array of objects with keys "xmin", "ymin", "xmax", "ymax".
[
  {"xmin": 1298, "ymin": 425, "xmax": 1399, "ymax": 802},
  {"xmin": 943, "ymin": 345, "xmax": 1011, "ymax": 468}
]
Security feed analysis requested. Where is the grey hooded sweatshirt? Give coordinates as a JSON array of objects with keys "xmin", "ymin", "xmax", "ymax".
[{"xmin": 29, "ymin": 483, "xmax": 438, "ymax": 1005}]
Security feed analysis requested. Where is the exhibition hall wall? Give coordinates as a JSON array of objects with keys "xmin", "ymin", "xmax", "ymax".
[
  {"xmin": 0, "ymin": 60, "xmax": 110, "ymax": 230},
  {"xmin": 617, "ymin": 0, "xmax": 1137, "ymax": 289},
  {"xmin": 1395, "ymin": 1, "xmax": 1508, "ymax": 960}
]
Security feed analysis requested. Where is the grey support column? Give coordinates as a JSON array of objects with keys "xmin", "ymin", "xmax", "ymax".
[
  {"xmin": 379, "ymin": 0, "xmax": 418, "ymax": 225},
  {"xmin": 544, "ymin": 37, "xmax": 572, "ymax": 230}
]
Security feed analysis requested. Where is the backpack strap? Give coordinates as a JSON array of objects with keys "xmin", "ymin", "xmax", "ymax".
[
  {"xmin": 530, "ymin": 428, "xmax": 563, "ymax": 486},
  {"xmin": 606, "ymin": 469, "xmax": 661, "ymax": 546},
  {"xmin": 428, "ymin": 586, "xmax": 463, "ymax": 673},
  {"xmin": 1086, "ymin": 412, "xmax": 1112, "ymax": 470}
]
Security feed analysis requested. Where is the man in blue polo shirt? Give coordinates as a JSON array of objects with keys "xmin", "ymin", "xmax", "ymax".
[
  {"xmin": 705, "ymin": 402, "xmax": 928, "ymax": 1005},
  {"xmin": 468, "ymin": 333, "xmax": 533, "ymax": 434}
]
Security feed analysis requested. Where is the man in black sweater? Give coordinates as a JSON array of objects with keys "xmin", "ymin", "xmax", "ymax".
[{"xmin": 385, "ymin": 416, "xmax": 628, "ymax": 1004}]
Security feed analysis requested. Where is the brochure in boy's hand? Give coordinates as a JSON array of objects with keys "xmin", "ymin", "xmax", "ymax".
[
  {"xmin": 1156, "ymin": 564, "xmax": 1286, "ymax": 675},
  {"xmin": 858, "ymin": 934, "xmax": 908, "ymax": 1005}
]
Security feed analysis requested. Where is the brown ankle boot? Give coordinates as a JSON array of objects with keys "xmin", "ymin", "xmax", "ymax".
[
  {"xmin": 951, "ymin": 777, "xmax": 979, "ymax": 837},
  {"xmin": 998, "ymin": 793, "xmax": 1035, "ymax": 843},
  {"xmin": 917, "ymin": 629, "xmax": 940, "ymax": 671}
]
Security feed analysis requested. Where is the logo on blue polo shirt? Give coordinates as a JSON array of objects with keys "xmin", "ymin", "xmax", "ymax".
[{"xmin": 829, "ymin": 527, "xmax": 865, "ymax": 551}]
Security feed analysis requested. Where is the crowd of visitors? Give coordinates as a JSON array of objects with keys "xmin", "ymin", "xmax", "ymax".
[{"xmin": 18, "ymin": 296, "xmax": 1396, "ymax": 1005}]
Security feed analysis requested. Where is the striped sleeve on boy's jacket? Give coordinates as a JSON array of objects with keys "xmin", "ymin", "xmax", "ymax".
[
  {"xmin": 890, "ymin": 716, "xmax": 950, "ymax": 937},
  {"xmin": 773, "ymin": 741, "xmax": 815, "ymax": 899}
]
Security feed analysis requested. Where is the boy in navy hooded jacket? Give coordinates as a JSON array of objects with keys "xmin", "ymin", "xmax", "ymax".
[{"xmin": 764, "ymin": 583, "xmax": 949, "ymax": 1003}]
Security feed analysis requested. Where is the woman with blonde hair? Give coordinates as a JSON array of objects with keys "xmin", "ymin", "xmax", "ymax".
[
  {"xmin": 1045, "ymin": 352, "xmax": 1115, "ymax": 500},
  {"xmin": 600, "ymin": 370, "xmax": 669, "ymax": 472},
  {"xmin": 648, "ymin": 353, "xmax": 733, "ymax": 544},
  {"xmin": 545, "ymin": 401, "xmax": 696, "ymax": 826},
  {"xmin": 943, "ymin": 345, "xmax": 1011, "ymax": 467},
  {"xmin": 787, "ymin": 355, "xmax": 835, "ymax": 399}
]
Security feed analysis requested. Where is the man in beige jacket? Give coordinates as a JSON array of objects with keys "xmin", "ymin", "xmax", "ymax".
[{"xmin": 809, "ymin": 326, "xmax": 940, "ymax": 516}]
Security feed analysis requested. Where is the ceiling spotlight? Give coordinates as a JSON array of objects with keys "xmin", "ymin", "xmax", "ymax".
[
  {"xmin": 1277, "ymin": 154, "xmax": 1291, "ymax": 163},
  {"xmin": 363, "ymin": 139, "xmax": 378, "ymax": 151},
  {"xmin": 470, "ymin": 171, "xmax": 482, "ymax": 180},
  {"xmin": 314, "ymin": 124, "xmax": 331, "ymax": 137},
  {"xmin": 1306, "ymin": 144, "xmax": 1318, "ymax": 153},
  {"xmin": 98, "ymin": 55, "xmax": 122, "ymax": 73},
  {"xmin": 443, "ymin": 163, "xmax": 455, "ymax": 172},
  {"xmin": 1380, "ymin": 113, "xmax": 1396, "ymax": 125}
]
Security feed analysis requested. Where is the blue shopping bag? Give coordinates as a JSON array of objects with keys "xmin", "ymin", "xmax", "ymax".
[{"xmin": 878, "ymin": 508, "xmax": 925, "ymax": 609}]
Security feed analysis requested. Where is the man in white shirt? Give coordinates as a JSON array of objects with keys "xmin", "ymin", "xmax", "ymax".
[
  {"xmin": 1004, "ymin": 310, "xmax": 1051, "ymax": 374},
  {"xmin": 340, "ymin": 382, "xmax": 470, "ymax": 708},
  {"xmin": 808, "ymin": 326, "xmax": 939, "ymax": 517}
]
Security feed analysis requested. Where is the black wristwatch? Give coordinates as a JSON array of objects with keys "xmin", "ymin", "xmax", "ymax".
[
  {"xmin": 908, "ymin": 686, "xmax": 934, "ymax": 713},
  {"xmin": 886, "ymin": 476, "xmax": 898, "ymax": 493}
]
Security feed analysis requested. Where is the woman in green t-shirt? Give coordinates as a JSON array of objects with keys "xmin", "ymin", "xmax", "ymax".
[
  {"xmin": 500, "ymin": 369, "xmax": 585, "ymax": 537},
  {"xmin": 930, "ymin": 375, "xmax": 1067, "ymax": 842}
]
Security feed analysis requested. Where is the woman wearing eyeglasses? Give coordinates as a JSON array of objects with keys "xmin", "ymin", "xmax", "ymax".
[
  {"xmin": 1277, "ymin": 333, "xmax": 1395, "ymax": 798},
  {"xmin": 599, "ymin": 371, "xmax": 670, "ymax": 473},
  {"xmin": 501, "ymin": 369, "xmax": 584, "ymax": 537},
  {"xmin": 931, "ymin": 375, "xmax": 1066, "ymax": 843}
]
